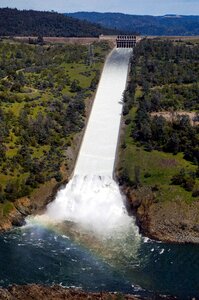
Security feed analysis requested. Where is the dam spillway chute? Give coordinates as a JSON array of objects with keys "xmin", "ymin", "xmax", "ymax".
[
  {"xmin": 74, "ymin": 48, "xmax": 132, "ymax": 178},
  {"xmin": 32, "ymin": 48, "xmax": 139, "ymax": 239}
]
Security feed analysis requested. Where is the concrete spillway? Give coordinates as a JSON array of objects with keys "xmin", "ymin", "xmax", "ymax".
[
  {"xmin": 35, "ymin": 47, "xmax": 135, "ymax": 235},
  {"xmin": 74, "ymin": 48, "xmax": 132, "ymax": 177}
]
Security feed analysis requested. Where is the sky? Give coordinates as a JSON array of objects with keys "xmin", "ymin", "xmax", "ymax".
[{"xmin": 0, "ymin": 0, "xmax": 198, "ymax": 15}]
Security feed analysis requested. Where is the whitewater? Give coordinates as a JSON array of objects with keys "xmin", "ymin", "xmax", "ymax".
[{"xmin": 33, "ymin": 48, "xmax": 136, "ymax": 236}]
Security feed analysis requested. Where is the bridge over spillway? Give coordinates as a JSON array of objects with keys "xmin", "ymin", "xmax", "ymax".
[
  {"xmin": 116, "ymin": 35, "xmax": 137, "ymax": 48},
  {"xmin": 99, "ymin": 34, "xmax": 137, "ymax": 48}
]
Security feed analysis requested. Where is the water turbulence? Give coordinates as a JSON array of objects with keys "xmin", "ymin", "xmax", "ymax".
[
  {"xmin": 46, "ymin": 175, "xmax": 132, "ymax": 235},
  {"xmin": 35, "ymin": 48, "xmax": 136, "ymax": 239},
  {"xmin": 41, "ymin": 48, "xmax": 133, "ymax": 236}
]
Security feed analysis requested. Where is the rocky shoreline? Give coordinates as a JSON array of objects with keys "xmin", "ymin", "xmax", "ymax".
[
  {"xmin": 0, "ymin": 285, "xmax": 140, "ymax": 300},
  {"xmin": 1, "ymin": 172, "xmax": 199, "ymax": 245},
  {"xmin": 122, "ymin": 184, "xmax": 199, "ymax": 244},
  {"xmin": 0, "ymin": 175, "xmax": 69, "ymax": 232},
  {"xmin": 0, "ymin": 284, "xmax": 178, "ymax": 300}
]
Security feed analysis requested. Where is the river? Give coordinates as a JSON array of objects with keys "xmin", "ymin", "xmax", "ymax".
[
  {"xmin": 0, "ymin": 48, "xmax": 198, "ymax": 299},
  {"xmin": 1, "ymin": 227, "xmax": 199, "ymax": 299}
]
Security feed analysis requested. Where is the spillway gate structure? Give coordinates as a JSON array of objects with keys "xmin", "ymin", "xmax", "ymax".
[{"xmin": 116, "ymin": 35, "xmax": 137, "ymax": 48}]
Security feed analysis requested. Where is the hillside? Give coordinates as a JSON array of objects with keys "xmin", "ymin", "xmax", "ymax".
[
  {"xmin": 0, "ymin": 8, "xmax": 120, "ymax": 37},
  {"xmin": 118, "ymin": 38, "xmax": 199, "ymax": 243},
  {"xmin": 0, "ymin": 38, "xmax": 111, "ymax": 229},
  {"xmin": 66, "ymin": 12, "xmax": 199, "ymax": 36}
]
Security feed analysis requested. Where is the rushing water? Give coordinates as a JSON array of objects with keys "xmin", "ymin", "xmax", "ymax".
[
  {"xmin": 74, "ymin": 48, "xmax": 132, "ymax": 177},
  {"xmin": 41, "ymin": 175, "xmax": 132, "ymax": 235},
  {"xmin": 0, "ymin": 48, "xmax": 199, "ymax": 299}
]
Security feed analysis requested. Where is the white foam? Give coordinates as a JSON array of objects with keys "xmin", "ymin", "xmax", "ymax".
[
  {"xmin": 44, "ymin": 175, "xmax": 132, "ymax": 236},
  {"xmin": 159, "ymin": 249, "xmax": 165, "ymax": 255},
  {"xmin": 29, "ymin": 48, "xmax": 136, "ymax": 238}
]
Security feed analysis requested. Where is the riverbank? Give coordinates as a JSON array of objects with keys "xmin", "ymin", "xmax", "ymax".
[
  {"xmin": 0, "ymin": 285, "xmax": 140, "ymax": 300},
  {"xmin": 0, "ymin": 284, "xmax": 178, "ymax": 300},
  {"xmin": 0, "ymin": 164, "xmax": 69, "ymax": 232},
  {"xmin": 120, "ymin": 183, "xmax": 199, "ymax": 244}
]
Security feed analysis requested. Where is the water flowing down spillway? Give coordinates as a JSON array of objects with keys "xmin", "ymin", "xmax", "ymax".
[
  {"xmin": 44, "ymin": 175, "xmax": 134, "ymax": 236},
  {"xmin": 74, "ymin": 48, "xmax": 132, "ymax": 177},
  {"xmin": 41, "ymin": 48, "xmax": 134, "ymax": 235}
]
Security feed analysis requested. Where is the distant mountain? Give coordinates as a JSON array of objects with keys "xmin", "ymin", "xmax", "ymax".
[
  {"xmin": 0, "ymin": 8, "xmax": 120, "ymax": 37},
  {"xmin": 66, "ymin": 12, "xmax": 199, "ymax": 36}
]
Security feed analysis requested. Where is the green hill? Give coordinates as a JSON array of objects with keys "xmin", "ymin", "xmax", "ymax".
[
  {"xmin": 66, "ymin": 12, "xmax": 199, "ymax": 36},
  {"xmin": 0, "ymin": 8, "xmax": 120, "ymax": 37}
]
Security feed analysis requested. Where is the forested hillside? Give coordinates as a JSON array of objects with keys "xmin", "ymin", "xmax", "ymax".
[
  {"xmin": 120, "ymin": 38, "xmax": 199, "ymax": 202},
  {"xmin": 0, "ymin": 8, "xmax": 120, "ymax": 37},
  {"xmin": 67, "ymin": 12, "xmax": 199, "ymax": 36},
  {"xmin": 0, "ymin": 39, "xmax": 110, "ymax": 204}
]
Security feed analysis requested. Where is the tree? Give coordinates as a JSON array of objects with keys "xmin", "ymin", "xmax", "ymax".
[
  {"xmin": 37, "ymin": 35, "xmax": 44, "ymax": 45},
  {"xmin": 0, "ymin": 144, "xmax": 6, "ymax": 161},
  {"xmin": 70, "ymin": 80, "xmax": 81, "ymax": 93}
]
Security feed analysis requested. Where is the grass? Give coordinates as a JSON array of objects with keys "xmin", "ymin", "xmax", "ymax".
[
  {"xmin": 119, "ymin": 98, "xmax": 198, "ymax": 204},
  {"xmin": 31, "ymin": 104, "xmax": 46, "ymax": 117},
  {"xmin": 134, "ymin": 86, "xmax": 142, "ymax": 99},
  {"xmin": 2, "ymin": 201, "xmax": 15, "ymax": 217},
  {"xmin": 122, "ymin": 141, "xmax": 197, "ymax": 203},
  {"xmin": 31, "ymin": 145, "xmax": 51, "ymax": 158},
  {"xmin": 3, "ymin": 102, "xmax": 25, "ymax": 116},
  {"xmin": 6, "ymin": 147, "xmax": 18, "ymax": 158},
  {"xmin": 0, "ymin": 201, "xmax": 17, "ymax": 219},
  {"xmin": 61, "ymin": 63, "xmax": 93, "ymax": 85}
]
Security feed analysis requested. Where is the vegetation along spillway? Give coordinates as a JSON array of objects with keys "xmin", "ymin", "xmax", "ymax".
[{"xmin": 1, "ymin": 47, "xmax": 199, "ymax": 300}]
